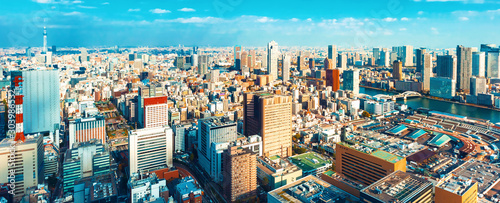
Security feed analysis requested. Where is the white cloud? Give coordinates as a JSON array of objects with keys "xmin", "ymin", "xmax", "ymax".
[
  {"xmin": 401, "ymin": 17, "xmax": 409, "ymax": 21},
  {"xmin": 150, "ymin": 8, "xmax": 171, "ymax": 14},
  {"xmin": 431, "ymin": 27, "xmax": 439, "ymax": 34},
  {"xmin": 256, "ymin": 17, "xmax": 277, "ymax": 23},
  {"xmin": 459, "ymin": 16, "xmax": 469, "ymax": 21},
  {"xmin": 128, "ymin": 8, "xmax": 140, "ymax": 12},
  {"xmin": 159, "ymin": 17, "xmax": 222, "ymax": 24},
  {"xmin": 77, "ymin": 5, "xmax": 96, "ymax": 9},
  {"xmin": 102, "ymin": 2, "xmax": 109, "ymax": 5},
  {"xmin": 418, "ymin": 11, "xmax": 424, "ymax": 15},
  {"xmin": 62, "ymin": 11, "xmax": 82, "ymax": 16},
  {"xmin": 32, "ymin": 0, "xmax": 53, "ymax": 3},
  {"xmin": 290, "ymin": 18, "xmax": 299, "ymax": 22},
  {"xmin": 382, "ymin": 17, "xmax": 397, "ymax": 22},
  {"xmin": 178, "ymin": 8, "xmax": 195, "ymax": 12},
  {"xmin": 399, "ymin": 28, "xmax": 407, "ymax": 31}
]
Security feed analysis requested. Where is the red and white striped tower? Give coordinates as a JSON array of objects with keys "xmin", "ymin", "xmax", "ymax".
[{"xmin": 13, "ymin": 76, "xmax": 25, "ymax": 142}]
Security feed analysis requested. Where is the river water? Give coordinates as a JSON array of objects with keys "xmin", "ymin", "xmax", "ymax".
[{"xmin": 359, "ymin": 87, "xmax": 500, "ymax": 124}]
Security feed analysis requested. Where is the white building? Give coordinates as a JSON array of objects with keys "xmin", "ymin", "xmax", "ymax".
[{"xmin": 129, "ymin": 126, "xmax": 174, "ymax": 175}]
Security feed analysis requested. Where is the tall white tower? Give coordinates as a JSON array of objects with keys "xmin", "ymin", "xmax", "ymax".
[
  {"xmin": 267, "ymin": 40, "xmax": 278, "ymax": 81},
  {"xmin": 43, "ymin": 26, "xmax": 47, "ymax": 54}
]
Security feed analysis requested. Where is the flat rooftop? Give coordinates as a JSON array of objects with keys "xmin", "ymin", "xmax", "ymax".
[
  {"xmin": 450, "ymin": 160, "xmax": 500, "ymax": 195},
  {"xmin": 362, "ymin": 171, "xmax": 433, "ymax": 203},
  {"xmin": 371, "ymin": 150, "xmax": 403, "ymax": 164},
  {"xmin": 268, "ymin": 175, "xmax": 359, "ymax": 203},
  {"xmin": 289, "ymin": 152, "xmax": 331, "ymax": 172}
]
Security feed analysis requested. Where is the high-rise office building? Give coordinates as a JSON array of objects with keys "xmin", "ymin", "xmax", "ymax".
[
  {"xmin": 338, "ymin": 53, "xmax": 347, "ymax": 70},
  {"xmin": 472, "ymin": 52, "xmax": 485, "ymax": 77},
  {"xmin": 487, "ymin": 51, "xmax": 500, "ymax": 78},
  {"xmin": 470, "ymin": 76, "xmax": 487, "ymax": 96},
  {"xmin": 249, "ymin": 50, "xmax": 256, "ymax": 68},
  {"xmin": 402, "ymin": 45, "xmax": 414, "ymax": 67},
  {"xmin": 297, "ymin": 55, "xmax": 306, "ymax": 70},
  {"xmin": 373, "ymin": 48, "xmax": 380, "ymax": 65},
  {"xmin": 234, "ymin": 45, "xmax": 241, "ymax": 67},
  {"xmin": 380, "ymin": 49, "xmax": 390, "ymax": 67},
  {"xmin": 244, "ymin": 93, "xmax": 292, "ymax": 157},
  {"xmin": 436, "ymin": 55, "xmax": 457, "ymax": 81},
  {"xmin": 12, "ymin": 70, "xmax": 60, "ymax": 135},
  {"xmin": 241, "ymin": 51, "xmax": 248, "ymax": 68},
  {"xmin": 129, "ymin": 126, "xmax": 174, "ymax": 175},
  {"xmin": 326, "ymin": 68, "xmax": 340, "ymax": 91},
  {"xmin": 430, "ymin": 77, "xmax": 456, "ymax": 99},
  {"xmin": 392, "ymin": 60, "xmax": 403, "ymax": 81},
  {"xmin": 343, "ymin": 69, "xmax": 360, "ymax": 95},
  {"xmin": 416, "ymin": 48, "xmax": 427, "ymax": 73},
  {"xmin": 422, "ymin": 53, "xmax": 432, "ymax": 91},
  {"xmin": 80, "ymin": 48, "xmax": 88, "ymax": 62},
  {"xmin": 197, "ymin": 116, "xmax": 237, "ymax": 182},
  {"xmin": 267, "ymin": 41, "xmax": 279, "ymax": 81},
  {"xmin": 223, "ymin": 146, "xmax": 257, "ymax": 202},
  {"xmin": 335, "ymin": 142, "xmax": 406, "ymax": 186},
  {"xmin": 0, "ymin": 135, "xmax": 43, "ymax": 202},
  {"xmin": 282, "ymin": 55, "xmax": 291, "ymax": 81},
  {"xmin": 137, "ymin": 84, "xmax": 166, "ymax": 128},
  {"xmin": 457, "ymin": 45, "xmax": 473, "ymax": 91},
  {"xmin": 328, "ymin": 45, "xmax": 337, "ymax": 68},
  {"xmin": 69, "ymin": 116, "xmax": 106, "ymax": 148},
  {"xmin": 175, "ymin": 56, "xmax": 185, "ymax": 69},
  {"xmin": 63, "ymin": 139, "xmax": 110, "ymax": 194},
  {"xmin": 26, "ymin": 47, "xmax": 32, "ymax": 59},
  {"xmin": 309, "ymin": 58, "xmax": 315, "ymax": 69},
  {"xmin": 198, "ymin": 55, "xmax": 209, "ymax": 75}
]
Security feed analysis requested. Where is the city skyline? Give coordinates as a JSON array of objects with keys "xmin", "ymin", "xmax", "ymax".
[{"xmin": 1, "ymin": 0, "xmax": 500, "ymax": 48}]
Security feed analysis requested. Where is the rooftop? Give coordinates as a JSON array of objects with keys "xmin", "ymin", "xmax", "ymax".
[
  {"xmin": 362, "ymin": 171, "xmax": 433, "ymax": 203},
  {"xmin": 268, "ymin": 175, "xmax": 359, "ymax": 203},
  {"xmin": 288, "ymin": 152, "xmax": 332, "ymax": 172}
]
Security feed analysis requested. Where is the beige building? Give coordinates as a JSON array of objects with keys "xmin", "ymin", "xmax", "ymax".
[
  {"xmin": 223, "ymin": 146, "xmax": 257, "ymax": 202},
  {"xmin": 0, "ymin": 135, "xmax": 44, "ymax": 202},
  {"xmin": 256, "ymin": 156, "xmax": 302, "ymax": 190},
  {"xmin": 244, "ymin": 92, "xmax": 292, "ymax": 157}
]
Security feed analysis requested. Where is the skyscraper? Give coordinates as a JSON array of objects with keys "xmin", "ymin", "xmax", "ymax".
[
  {"xmin": 457, "ymin": 45, "xmax": 473, "ymax": 92},
  {"xmin": 223, "ymin": 146, "xmax": 257, "ymax": 202},
  {"xmin": 380, "ymin": 49, "xmax": 390, "ymax": 67},
  {"xmin": 198, "ymin": 55, "xmax": 209, "ymax": 75},
  {"xmin": 0, "ymin": 135, "xmax": 44, "ymax": 201},
  {"xmin": 326, "ymin": 69, "xmax": 340, "ymax": 91},
  {"xmin": 338, "ymin": 53, "xmax": 347, "ymax": 70},
  {"xmin": 373, "ymin": 48, "xmax": 380, "ymax": 65},
  {"xmin": 244, "ymin": 93, "xmax": 292, "ymax": 157},
  {"xmin": 436, "ymin": 55, "xmax": 457, "ymax": 81},
  {"xmin": 80, "ymin": 48, "xmax": 88, "ymax": 62},
  {"xmin": 309, "ymin": 58, "xmax": 315, "ymax": 69},
  {"xmin": 328, "ymin": 45, "xmax": 337, "ymax": 68},
  {"xmin": 343, "ymin": 69, "xmax": 360, "ymax": 95},
  {"xmin": 241, "ymin": 51, "xmax": 248, "ymax": 68},
  {"xmin": 129, "ymin": 126, "xmax": 174, "ymax": 175},
  {"xmin": 282, "ymin": 55, "xmax": 290, "ymax": 81},
  {"xmin": 402, "ymin": 45, "xmax": 414, "ymax": 67},
  {"xmin": 487, "ymin": 51, "xmax": 500, "ymax": 78},
  {"xmin": 470, "ymin": 76, "xmax": 487, "ymax": 96},
  {"xmin": 234, "ymin": 45, "xmax": 241, "ymax": 68},
  {"xmin": 267, "ymin": 41, "xmax": 279, "ymax": 81},
  {"xmin": 472, "ymin": 52, "xmax": 486, "ymax": 77},
  {"xmin": 197, "ymin": 116, "xmax": 237, "ymax": 182},
  {"xmin": 416, "ymin": 48, "xmax": 427, "ymax": 73},
  {"xmin": 13, "ymin": 70, "xmax": 60, "ymax": 135},
  {"xmin": 392, "ymin": 60, "xmax": 403, "ymax": 81},
  {"xmin": 422, "ymin": 53, "xmax": 432, "ymax": 91}
]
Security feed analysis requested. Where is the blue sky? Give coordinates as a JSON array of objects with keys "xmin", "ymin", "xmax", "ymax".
[{"xmin": 0, "ymin": 0, "xmax": 499, "ymax": 48}]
